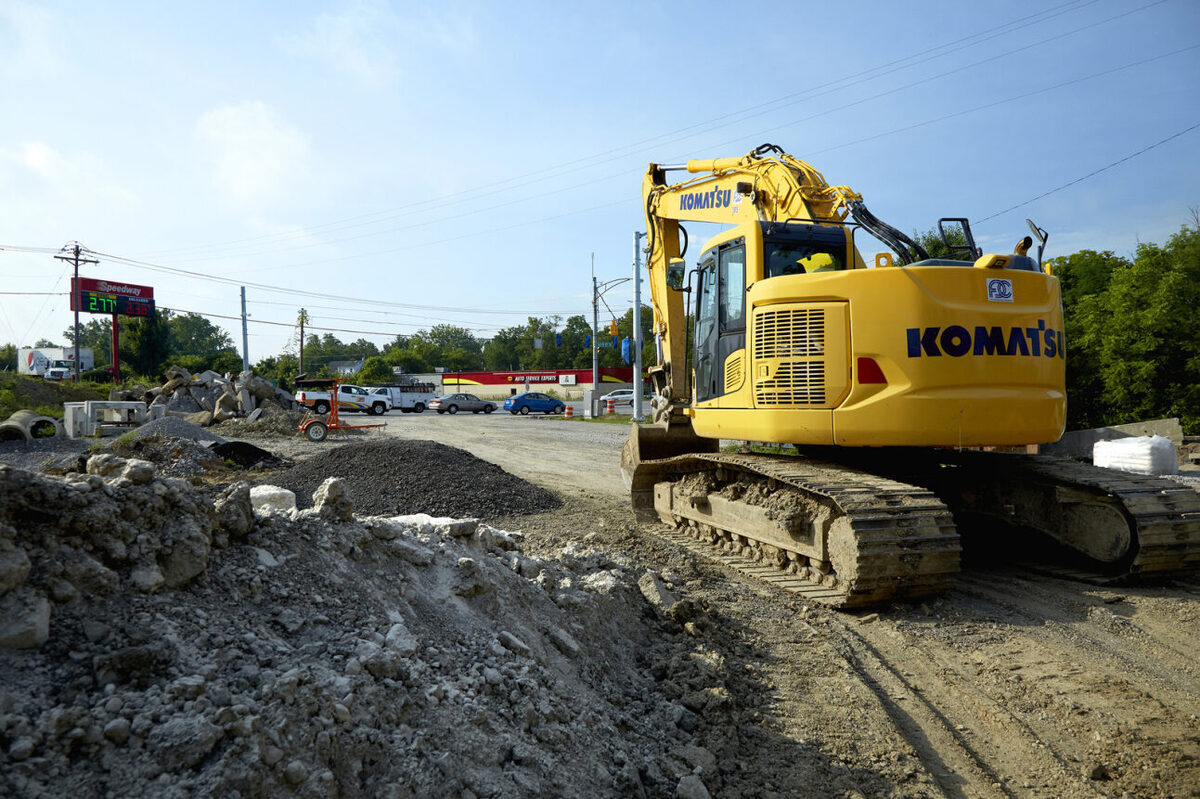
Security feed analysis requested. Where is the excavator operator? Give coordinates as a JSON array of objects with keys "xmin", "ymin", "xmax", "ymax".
[{"xmin": 765, "ymin": 246, "xmax": 844, "ymax": 276}]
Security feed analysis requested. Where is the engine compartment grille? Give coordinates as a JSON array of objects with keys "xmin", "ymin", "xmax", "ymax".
[
  {"xmin": 754, "ymin": 308, "xmax": 824, "ymax": 358},
  {"xmin": 754, "ymin": 307, "xmax": 830, "ymax": 407}
]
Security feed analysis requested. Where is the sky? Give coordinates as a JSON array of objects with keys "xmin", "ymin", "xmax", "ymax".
[{"xmin": 1, "ymin": 0, "xmax": 1198, "ymax": 365}]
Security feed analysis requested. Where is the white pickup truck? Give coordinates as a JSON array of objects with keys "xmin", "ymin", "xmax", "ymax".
[
  {"xmin": 366, "ymin": 383, "xmax": 438, "ymax": 414},
  {"xmin": 293, "ymin": 383, "xmax": 385, "ymax": 415}
]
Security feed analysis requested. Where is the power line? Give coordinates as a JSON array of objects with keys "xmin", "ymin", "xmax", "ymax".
[
  {"xmin": 976, "ymin": 121, "xmax": 1200, "ymax": 224},
  {"xmin": 87, "ymin": 248, "xmax": 582, "ymax": 315}
]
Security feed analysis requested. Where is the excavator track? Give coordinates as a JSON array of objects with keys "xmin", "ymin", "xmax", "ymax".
[
  {"xmin": 628, "ymin": 452, "xmax": 961, "ymax": 609},
  {"xmin": 908, "ymin": 453, "xmax": 1200, "ymax": 581}
]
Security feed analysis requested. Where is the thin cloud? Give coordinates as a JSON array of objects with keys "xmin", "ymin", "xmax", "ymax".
[
  {"xmin": 195, "ymin": 101, "xmax": 311, "ymax": 210},
  {"xmin": 277, "ymin": 0, "xmax": 400, "ymax": 86},
  {"xmin": 0, "ymin": 1, "xmax": 61, "ymax": 80},
  {"xmin": 277, "ymin": 1, "xmax": 480, "ymax": 85}
]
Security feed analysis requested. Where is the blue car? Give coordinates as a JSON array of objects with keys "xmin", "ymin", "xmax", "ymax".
[{"xmin": 504, "ymin": 392, "xmax": 566, "ymax": 415}]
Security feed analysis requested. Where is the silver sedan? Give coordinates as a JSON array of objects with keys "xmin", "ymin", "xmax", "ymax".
[{"xmin": 428, "ymin": 393, "xmax": 496, "ymax": 415}]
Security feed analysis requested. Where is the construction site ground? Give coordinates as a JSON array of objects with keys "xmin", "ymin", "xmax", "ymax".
[{"xmin": 2, "ymin": 410, "xmax": 1199, "ymax": 798}]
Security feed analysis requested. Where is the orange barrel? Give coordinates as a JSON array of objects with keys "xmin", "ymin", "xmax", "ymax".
[
  {"xmin": 605, "ymin": 399, "xmax": 615, "ymax": 414},
  {"xmin": 564, "ymin": 404, "xmax": 573, "ymax": 418}
]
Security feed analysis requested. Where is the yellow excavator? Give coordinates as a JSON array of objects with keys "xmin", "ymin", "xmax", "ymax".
[{"xmin": 622, "ymin": 143, "xmax": 1200, "ymax": 608}]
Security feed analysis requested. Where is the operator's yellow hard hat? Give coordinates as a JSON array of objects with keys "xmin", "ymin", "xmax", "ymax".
[{"xmin": 798, "ymin": 252, "xmax": 836, "ymax": 273}]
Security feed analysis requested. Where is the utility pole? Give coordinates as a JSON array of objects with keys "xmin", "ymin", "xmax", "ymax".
[
  {"xmin": 298, "ymin": 308, "xmax": 307, "ymax": 374},
  {"xmin": 54, "ymin": 242, "xmax": 98, "ymax": 383},
  {"xmin": 632, "ymin": 231, "xmax": 646, "ymax": 422},
  {"xmin": 240, "ymin": 287, "xmax": 249, "ymax": 373}
]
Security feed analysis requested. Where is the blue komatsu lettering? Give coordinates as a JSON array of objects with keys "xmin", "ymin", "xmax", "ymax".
[
  {"xmin": 908, "ymin": 321, "xmax": 1064, "ymax": 358},
  {"xmin": 1005, "ymin": 328, "xmax": 1030, "ymax": 356},
  {"xmin": 973, "ymin": 326, "xmax": 1007, "ymax": 355},
  {"xmin": 940, "ymin": 325, "xmax": 971, "ymax": 357},
  {"xmin": 906, "ymin": 327, "xmax": 942, "ymax": 356}
]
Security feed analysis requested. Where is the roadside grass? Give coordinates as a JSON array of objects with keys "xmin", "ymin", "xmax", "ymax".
[{"xmin": 0, "ymin": 373, "xmax": 108, "ymax": 420}]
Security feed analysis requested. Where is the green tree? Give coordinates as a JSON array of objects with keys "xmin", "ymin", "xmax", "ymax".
[
  {"xmin": 1075, "ymin": 221, "xmax": 1200, "ymax": 431},
  {"xmin": 254, "ymin": 354, "xmax": 300, "ymax": 390},
  {"xmin": 483, "ymin": 327, "xmax": 522, "ymax": 371},
  {"xmin": 356, "ymin": 356, "xmax": 395, "ymax": 384},
  {"xmin": 123, "ymin": 310, "xmax": 173, "ymax": 379},
  {"xmin": 1048, "ymin": 250, "xmax": 1129, "ymax": 429},
  {"xmin": 912, "ymin": 225, "xmax": 971, "ymax": 261},
  {"xmin": 0, "ymin": 343, "xmax": 16, "ymax": 371},
  {"xmin": 62, "ymin": 318, "xmax": 114, "ymax": 365},
  {"xmin": 168, "ymin": 313, "xmax": 235, "ymax": 357}
]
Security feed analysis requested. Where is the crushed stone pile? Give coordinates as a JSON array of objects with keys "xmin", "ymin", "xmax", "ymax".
[
  {"xmin": 126, "ymin": 416, "xmax": 227, "ymax": 445},
  {"xmin": 268, "ymin": 439, "xmax": 562, "ymax": 519},
  {"xmin": 212, "ymin": 404, "xmax": 308, "ymax": 439},
  {"xmin": 0, "ymin": 458, "xmax": 749, "ymax": 798}
]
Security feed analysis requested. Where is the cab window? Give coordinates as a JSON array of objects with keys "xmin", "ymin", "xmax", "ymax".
[
  {"xmin": 719, "ymin": 244, "xmax": 745, "ymax": 330},
  {"xmin": 765, "ymin": 241, "xmax": 845, "ymax": 277}
]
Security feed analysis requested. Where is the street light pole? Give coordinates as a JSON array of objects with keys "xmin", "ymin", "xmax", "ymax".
[
  {"xmin": 632, "ymin": 231, "xmax": 646, "ymax": 422},
  {"xmin": 591, "ymin": 265, "xmax": 599, "ymax": 398}
]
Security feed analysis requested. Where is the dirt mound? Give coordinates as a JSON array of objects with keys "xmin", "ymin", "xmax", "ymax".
[
  {"xmin": 0, "ymin": 460, "xmax": 745, "ymax": 798},
  {"xmin": 267, "ymin": 439, "xmax": 562, "ymax": 519},
  {"xmin": 210, "ymin": 441, "xmax": 284, "ymax": 470}
]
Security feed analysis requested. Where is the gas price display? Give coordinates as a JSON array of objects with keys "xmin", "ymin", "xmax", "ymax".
[{"xmin": 71, "ymin": 277, "xmax": 155, "ymax": 318}]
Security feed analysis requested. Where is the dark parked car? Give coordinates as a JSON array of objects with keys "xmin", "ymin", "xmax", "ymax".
[
  {"xmin": 503, "ymin": 392, "xmax": 566, "ymax": 415},
  {"xmin": 429, "ymin": 393, "xmax": 495, "ymax": 415}
]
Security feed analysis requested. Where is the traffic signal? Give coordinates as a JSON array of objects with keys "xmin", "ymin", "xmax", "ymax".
[{"xmin": 609, "ymin": 319, "xmax": 618, "ymax": 336}]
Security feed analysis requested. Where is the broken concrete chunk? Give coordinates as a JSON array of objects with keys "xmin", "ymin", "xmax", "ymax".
[
  {"xmin": 0, "ymin": 537, "xmax": 31, "ymax": 595},
  {"xmin": 676, "ymin": 774, "xmax": 712, "ymax": 799},
  {"xmin": 386, "ymin": 513, "xmax": 478, "ymax": 539},
  {"xmin": 312, "ymin": 477, "xmax": 354, "ymax": 522},
  {"xmin": 119, "ymin": 459, "xmax": 155, "ymax": 485},
  {"xmin": 86, "ymin": 453, "xmax": 126, "ymax": 479},
  {"xmin": 130, "ymin": 561, "xmax": 165, "ymax": 593},
  {"xmin": 250, "ymin": 485, "xmax": 297, "ymax": 514},
  {"xmin": 385, "ymin": 622, "xmax": 419, "ymax": 656},
  {"xmin": 214, "ymin": 482, "xmax": 255, "ymax": 539},
  {"xmin": 548, "ymin": 627, "xmax": 580, "ymax": 658},
  {"xmin": 638, "ymin": 571, "xmax": 679, "ymax": 614},
  {"xmin": 497, "ymin": 631, "xmax": 531, "ymax": 658},
  {"xmin": 152, "ymin": 716, "xmax": 222, "ymax": 770},
  {"xmin": 0, "ymin": 589, "xmax": 51, "ymax": 649}
]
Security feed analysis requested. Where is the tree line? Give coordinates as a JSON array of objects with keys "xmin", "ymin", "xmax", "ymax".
[{"xmin": 3, "ymin": 219, "xmax": 1196, "ymax": 432}]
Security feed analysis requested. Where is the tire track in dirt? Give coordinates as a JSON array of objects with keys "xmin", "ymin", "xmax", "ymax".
[
  {"xmin": 829, "ymin": 615, "xmax": 1092, "ymax": 799},
  {"xmin": 954, "ymin": 571, "xmax": 1200, "ymax": 715}
]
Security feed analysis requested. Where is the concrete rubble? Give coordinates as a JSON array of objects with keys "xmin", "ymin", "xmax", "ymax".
[
  {"xmin": 0, "ymin": 457, "xmax": 735, "ymax": 798},
  {"xmin": 116, "ymin": 366, "xmax": 298, "ymax": 429}
]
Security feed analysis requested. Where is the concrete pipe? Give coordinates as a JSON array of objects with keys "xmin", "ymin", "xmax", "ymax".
[{"xmin": 0, "ymin": 409, "xmax": 61, "ymax": 442}]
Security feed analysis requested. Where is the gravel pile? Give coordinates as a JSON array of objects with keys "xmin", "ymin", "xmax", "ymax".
[
  {"xmin": 268, "ymin": 439, "xmax": 562, "ymax": 519},
  {"xmin": 129, "ymin": 416, "xmax": 227, "ymax": 445},
  {"xmin": 0, "ymin": 437, "xmax": 92, "ymax": 473}
]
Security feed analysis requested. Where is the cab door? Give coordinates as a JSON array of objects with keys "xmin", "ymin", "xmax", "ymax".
[{"xmin": 694, "ymin": 239, "xmax": 747, "ymax": 404}]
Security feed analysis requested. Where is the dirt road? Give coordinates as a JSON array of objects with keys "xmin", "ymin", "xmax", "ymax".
[{"xmin": 371, "ymin": 413, "xmax": 1200, "ymax": 798}]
